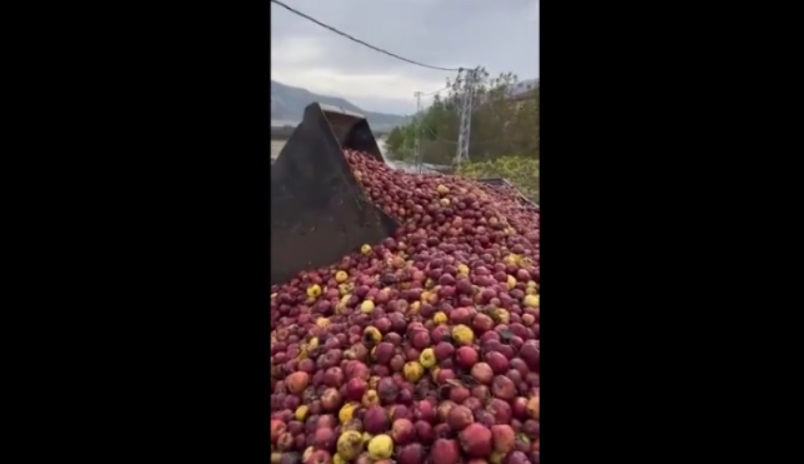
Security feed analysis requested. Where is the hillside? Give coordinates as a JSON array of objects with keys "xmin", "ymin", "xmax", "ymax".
[{"xmin": 271, "ymin": 80, "xmax": 410, "ymax": 130}]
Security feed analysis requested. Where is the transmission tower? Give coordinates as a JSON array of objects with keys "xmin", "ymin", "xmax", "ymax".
[
  {"xmin": 455, "ymin": 69, "xmax": 476, "ymax": 166},
  {"xmin": 413, "ymin": 91, "xmax": 423, "ymax": 173}
]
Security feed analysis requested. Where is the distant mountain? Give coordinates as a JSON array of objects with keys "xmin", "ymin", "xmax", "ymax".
[{"xmin": 271, "ymin": 80, "xmax": 410, "ymax": 131}]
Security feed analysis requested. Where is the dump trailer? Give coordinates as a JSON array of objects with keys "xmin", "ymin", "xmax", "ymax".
[
  {"xmin": 270, "ymin": 102, "xmax": 537, "ymax": 286},
  {"xmin": 270, "ymin": 103, "xmax": 397, "ymax": 285},
  {"xmin": 476, "ymin": 177, "xmax": 539, "ymax": 209}
]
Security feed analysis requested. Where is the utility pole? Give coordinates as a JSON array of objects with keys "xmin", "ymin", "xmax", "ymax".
[
  {"xmin": 455, "ymin": 69, "xmax": 476, "ymax": 166},
  {"xmin": 413, "ymin": 91, "xmax": 423, "ymax": 173}
]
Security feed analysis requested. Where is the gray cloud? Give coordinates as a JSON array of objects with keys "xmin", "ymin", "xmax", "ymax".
[{"xmin": 271, "ymin": 0, "xmax": 539, "ymax": 114}]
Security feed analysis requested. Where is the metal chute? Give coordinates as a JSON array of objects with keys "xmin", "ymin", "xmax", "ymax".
[{"xmin": 270, "ymin": 103, "xmax": 397, "ymax": 285}]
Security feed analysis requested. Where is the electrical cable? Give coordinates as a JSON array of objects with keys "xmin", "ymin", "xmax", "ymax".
[
  {"xmin": 421, "ymin": 86, "xmax": 451, "ymax": 96},
  {"xmin": 271, "ymin": 0, "xmax": 466, "ymax": 72},
  {"xmin": 422, "ymin": 125, "xmax": 457, "ymax": 144}
]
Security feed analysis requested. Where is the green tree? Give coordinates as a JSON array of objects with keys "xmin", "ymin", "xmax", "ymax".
[{"xmin": 385, "ymin": 67, "xmax": 539, "ymax": 165}]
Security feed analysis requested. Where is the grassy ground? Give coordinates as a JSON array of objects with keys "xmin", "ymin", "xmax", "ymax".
[{"xmin": 456, "ymin": 156, "xmax": 539, "ymax": 204}]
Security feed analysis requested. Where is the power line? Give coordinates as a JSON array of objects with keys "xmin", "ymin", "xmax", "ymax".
[
  {"xmin": 411, "ymin": 86, "xmax": 452, "ymax": 118},
  {"xmin": 271, "ymin": 0, "xmax": 464, "ymax": 72},
  {"xmin": 423, "ymin": 125, "xmax": 457, "ymax": 144},
  {"xmin": 421, "ymin": 86, "xmax": 451, "ymax": 96}
]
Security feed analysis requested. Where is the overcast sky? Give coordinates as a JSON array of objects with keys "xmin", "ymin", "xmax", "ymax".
[{"xmin": 271, "ymin": 0, "xmax": 539, "ymax": 115}]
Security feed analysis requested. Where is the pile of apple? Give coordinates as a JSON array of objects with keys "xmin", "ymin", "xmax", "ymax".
[{"xmin": 270, "ymin": 150, "xmax": 540, "ymax": 464}]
